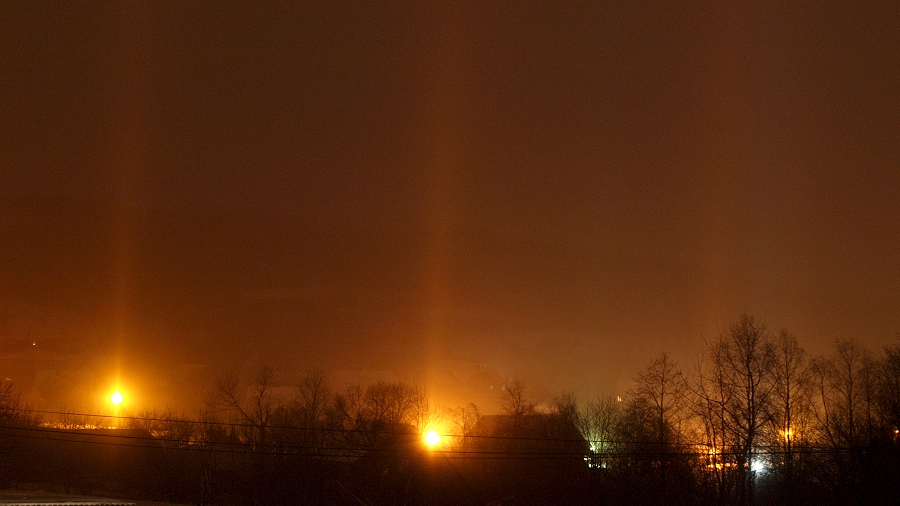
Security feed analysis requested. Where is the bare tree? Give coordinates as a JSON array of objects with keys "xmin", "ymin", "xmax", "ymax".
[
  {"xmin": 365, "ymin": 380, "xmax": 415, "ymax": 425},
  {"xmin": 409, "ymin": 383, "xmax": 445, "ymax": 434},
  {"xmin": 809, "ymin": 337, "xmax": 885, "ymax": 501},
  {"xmin": 769, "ymin": 329, "xmax": 813, "ymax": 478},
  {"xmin": 618, "ymin": 353, "xmax": 691, "ymax": 504},
  {"xmin": 0, "ymin": 381, "xmax": 21, "ymax": 425},
  {"xmin": 499, "ymin": 378, "xmax": 536, "ymax": 426},
  {"xmin": 197, "ymin": 408, "xmax": 235, "ymax": 449},
  {"xmin": 874, "ymin": 338, "xmax": 900, "ymax": 436},
  {"xmin": 330, "ymin": 380, "xmax": 421, "ymax": 456},
  {"xmin": 812, "ymin": 338, "xmax": 873, "ymax": 449},
  {"xmin": 552, "ymin": 392, "xmax": 580, "ymax": 428},
  {"xmin": 290, "ymin": 369, "xmax": 332, "ymax": 454},
  {"xmin": 629, "ymin": 352, "xmax": 689, "ymax": 446},
  {"xmin": 696, "ymin": 315, "xmax": 777, "ymax": 506},
  {"xmin": 294, "ymin": 369, "xmax": 331, "ymax": 428},
  {"xmin": 579, "ymin": 394, "xmax": 621, "ymax": 468},
  {"xmin": 332, "ymin": 384, "xmax": 368, "ymax": 430},
  {"xmin": 126, "ymin": 408, "xmax": 196, "ymax": 449},
  {"xmin": 449, "ymin": 403, "xmax": 481, "ymax": 451},
  {"xmin": 54, "ymin": 406, "xmax": 103, "ymax": 430},
  {"xmin": 0, "ymin": 380, "xmax": 25, "ymax": 459},
  {"xmin": 206, "ymin": 367, "xmax": 282, "ymax": 449},
  {"xmin": 692, "ymin": 351, "xmax": 734, "ymax": 504}
]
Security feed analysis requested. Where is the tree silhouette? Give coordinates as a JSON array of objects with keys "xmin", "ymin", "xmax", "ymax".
[
  {"xmin": 499, "ymin": 378, "xmax": 536, "ymax": 426},
  {"xmin": 696, "ymin": 315, "xmax": 777, "ymax": 506}
]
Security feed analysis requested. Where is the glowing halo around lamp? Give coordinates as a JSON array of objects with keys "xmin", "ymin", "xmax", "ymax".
[
  {"xmin": 424, "ymin": 429, "xmax": 440, "ymax": 447},
  {"xmin": 110, "ymin": 391, "xmax": 124, "ymax": 406}
]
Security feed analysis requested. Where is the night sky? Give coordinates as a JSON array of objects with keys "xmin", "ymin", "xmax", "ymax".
[{"xmin": 1, "ymin": 2, "xmax": 899, "ymax": 411}]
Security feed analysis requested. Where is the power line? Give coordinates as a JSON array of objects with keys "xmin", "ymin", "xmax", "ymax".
[
  {"xmin": 1, "ymin": 422, "xmax": 879, "ymax": 463},
  {"xmin": 22, "ymin": 408, "xmax": 606, "ymax": 443},
  {"xmin": 11, "ymin": 409, "xmax": 897, "ymax": 461}
]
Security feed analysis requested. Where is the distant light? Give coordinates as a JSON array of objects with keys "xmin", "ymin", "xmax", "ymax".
[
  {"xmin": 424, "ymin": 430, "xmax": 440, "ymax": 447},
  {"xmin": 751, "ymin": 459, "xmax": 766, "ymax": 473},
  {"xmin": 110, "ymin": 391, "xmax": 124, "ymax": 406}
]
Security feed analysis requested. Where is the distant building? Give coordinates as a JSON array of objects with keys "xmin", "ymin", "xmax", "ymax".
[{"xmin": 470, "ymin": 414, "xmax": 590, "ymax": 465}]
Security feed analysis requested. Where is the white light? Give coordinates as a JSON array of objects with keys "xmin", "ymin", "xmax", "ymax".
[
  {"xmin": 751, "ymin": 459, "xmax": 766, "ymax": 473},
  {"xmin": 424, "ymin": 430, "xmax": 440, "ymax": 447}
]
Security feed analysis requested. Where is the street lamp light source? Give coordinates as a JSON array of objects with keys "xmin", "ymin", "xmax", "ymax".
[{"xmin": 424, "ymin": 429, "xmax": 440, "ymax": 447}]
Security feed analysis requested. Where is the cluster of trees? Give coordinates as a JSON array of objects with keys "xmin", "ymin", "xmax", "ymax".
[
  {"xmin": 0, "ymin": 380, "xmax": 27, "ymax": 470},
  {"xmin": 198, "ymin": 368, "xmax": 448, "ymax": 459},
  {"xmin": 2, "ymin": 314, "xmax": 899, "ymax": 505},
  {"xmin": 0, "ymin": 372, "xmax": 449, "ymax": 504},
  {"xmin": 560, "ymin": 315, "xmax": 900, "ymax": 506}
]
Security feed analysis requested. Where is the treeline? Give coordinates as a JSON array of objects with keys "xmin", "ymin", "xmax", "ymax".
[
  {"xmin": 566, "ymin": 314, "xmax": 900, "ymax": 506},
  {"xmin": 1, "ymin": 314, "xmax": 899, "ymax": 505},
  {"xmin": 0, "ymin": 371, "xmax": 486, "ymax": 505}
]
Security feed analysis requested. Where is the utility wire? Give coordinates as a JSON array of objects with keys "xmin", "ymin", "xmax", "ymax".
[
  {"xmin": 13, "ymin": 409, "xmax": 897, "ymax": 457},
  {"xmin": 0, "ymin": 422, "xmax": 873, "ymax": 462}
]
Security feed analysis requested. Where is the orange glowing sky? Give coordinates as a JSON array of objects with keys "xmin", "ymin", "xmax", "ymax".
[{"xmin": 1, "ymin": 1, "xmax": 899, "ymax": 412}]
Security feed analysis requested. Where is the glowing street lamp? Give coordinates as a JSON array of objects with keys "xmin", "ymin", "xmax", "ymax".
[{"xmin": 424, "ymin": 429, "xmax": 440, "ymax": 448}]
